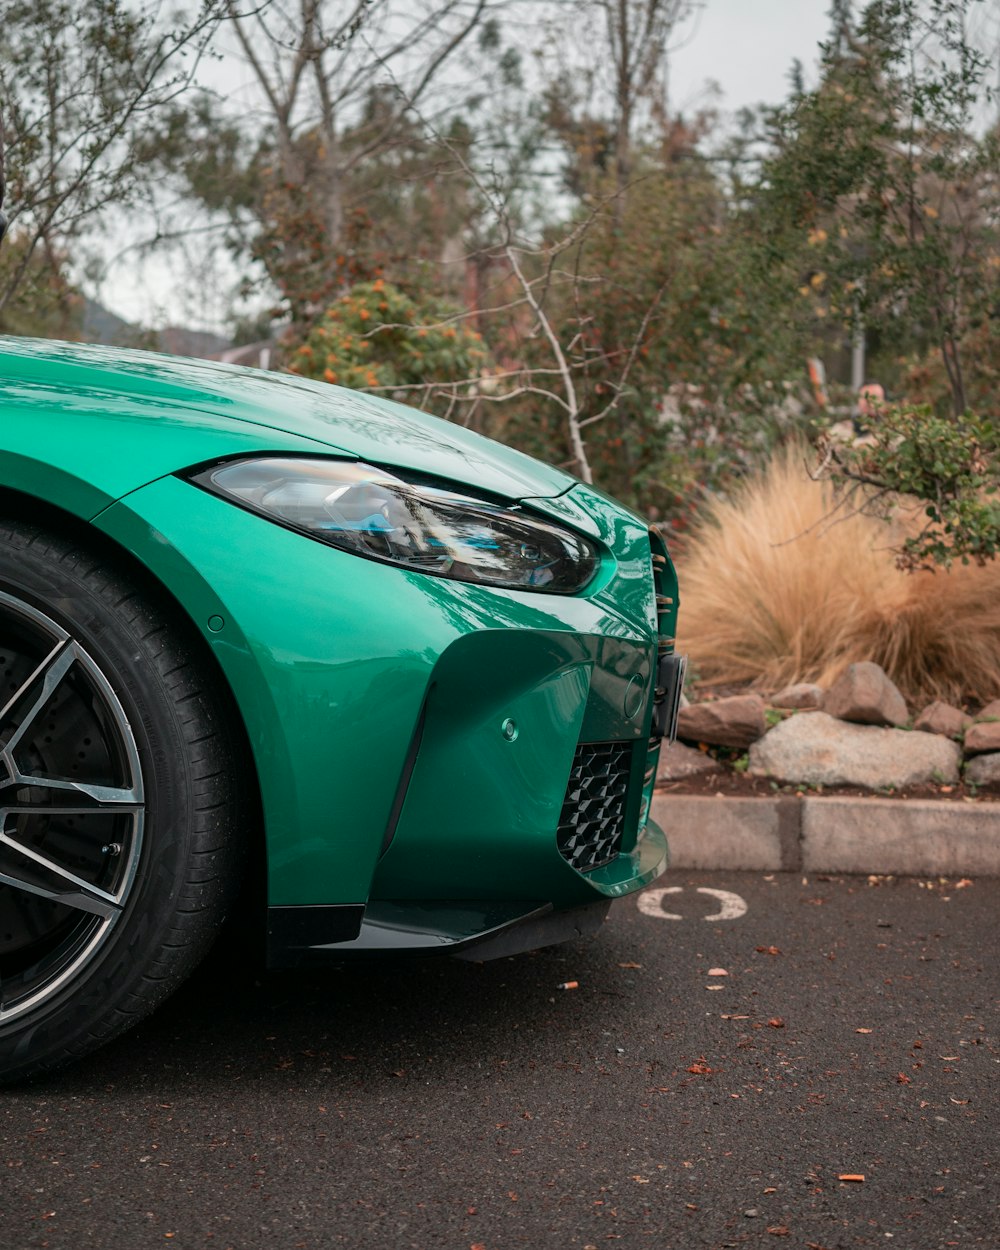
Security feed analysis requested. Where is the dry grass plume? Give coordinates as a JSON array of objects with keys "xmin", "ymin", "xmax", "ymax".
[{"xmin": 675, "ymin": 443, "xmax": 1000, "ymax": 706}]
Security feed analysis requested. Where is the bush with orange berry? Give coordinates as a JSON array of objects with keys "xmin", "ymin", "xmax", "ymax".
[{"xmin": 288, "ymin": 280, "xmax": 489, "ymax": 397}]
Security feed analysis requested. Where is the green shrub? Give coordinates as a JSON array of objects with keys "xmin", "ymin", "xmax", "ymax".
[{"xmin": 288, "ymin": 280, "xmax": 489, "ymax": 395}]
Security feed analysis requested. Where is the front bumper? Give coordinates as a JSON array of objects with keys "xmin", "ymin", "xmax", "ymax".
[{"xmin": 97, "ymin": 476, "xmax": 680, "ymax": 959}]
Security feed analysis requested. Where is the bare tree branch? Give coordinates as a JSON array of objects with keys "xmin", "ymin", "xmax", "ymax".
[{"xmin": 0, "ymin": 1, "xmax": 227, "ymax": 319}]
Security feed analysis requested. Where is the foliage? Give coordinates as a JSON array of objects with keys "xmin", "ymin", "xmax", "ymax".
[
  {"xmin": 485, "ymin": 149, "xmax": 816, "ymax": 516},
  {"xmin": 676, "ymin": 443, "xmax": 1000, "ymax": 705},
  {"xmin": 9, "ymin": 0, "xmax": 999, "ymax": 589},
  {"xmin": 539, "ymin": 1, "xmax": 699, "ymax": 198},
  {"xmin": 0, "ymin": 227, "xmax": 81, "ymax": 338},
  {"xmin": 0, "ymin": 0, "xmax": 222, "ymax": 328},
  {"xmin": 897, "ymin": 320, "xmax": 1000, "ymax": 420},
  {"xmin": 742, "ymin": 0, "xmax": 1000, "ymax": 567},
  {"xmin": 168, "ymin": 3, "xmax": 515, "ymax": 326},
  {"xmin": 825, "ymin": 405, "xmax": 1000, "ymax": 567},
  {"xmin": 479, "ymin": 0, "xmax": 1000, "ymax": 516},
  {"xmin": 286, "ymin": 280, "xmax": 489, "ymax": 395},
  {"xmin": 752, "ymin": 0, "xmax": 1000, "ymax": 415}
]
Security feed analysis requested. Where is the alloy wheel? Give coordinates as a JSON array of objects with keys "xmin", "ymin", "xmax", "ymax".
[{"xmin": 0, "ymin": 588, "xmax": 144, "ymax": 1022}]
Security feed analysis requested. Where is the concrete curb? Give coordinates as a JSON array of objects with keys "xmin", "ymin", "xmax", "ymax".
[{"xmin": 651, "ymin": 793, "xmax": 1000, "ymax": 877}]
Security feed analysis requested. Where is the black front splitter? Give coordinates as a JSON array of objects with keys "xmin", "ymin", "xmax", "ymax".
[{"xmin": 266, "ymin": 899, "xmax": 612, "ymax": 968}]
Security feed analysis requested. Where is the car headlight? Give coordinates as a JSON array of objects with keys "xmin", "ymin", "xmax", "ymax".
[{"xmin": 190, "ymin": 457, "xmax": 600, "ymax": 594}]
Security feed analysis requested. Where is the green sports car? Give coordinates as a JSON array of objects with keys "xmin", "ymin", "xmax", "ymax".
[{"xmin": 0, "ymin": 336, "xmax": 684, "ymax": 1082}]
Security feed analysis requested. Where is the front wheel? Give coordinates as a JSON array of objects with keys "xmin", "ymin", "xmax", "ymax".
[{"xmin": 0, "ymin": 520, "xmax": 242, "ymax": 1083}]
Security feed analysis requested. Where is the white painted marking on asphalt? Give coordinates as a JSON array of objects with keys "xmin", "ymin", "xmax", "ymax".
[
  {"xmin": 637, "ymin": 886, "xmax": 748, "ymax": 922},
  {"xmin": 697, "ymin": 887, "xmax": 748, "ymax": 922},
  {"xmin": 637, "ymin": 886, "xmax": 684, "ymax": 920}
]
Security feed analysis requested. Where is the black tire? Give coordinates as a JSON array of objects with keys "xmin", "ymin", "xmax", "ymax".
[{"xmin": 0, "ymin": 519, "xmax": 243, "ymax": 1083}]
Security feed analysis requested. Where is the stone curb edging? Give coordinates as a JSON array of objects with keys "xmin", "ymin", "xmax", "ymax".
[{"xmin": 651, "ymin": 793, "xmax": 1000, "ymax": 877}]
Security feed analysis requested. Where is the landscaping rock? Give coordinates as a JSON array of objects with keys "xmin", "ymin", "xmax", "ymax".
[
  {"xmin": 748, "ymin": 712, "xmax": 960, "ymax": 790},
  {"xmin": 973, "ymin": 698, "xmax": 1000, "ymax": 721},
  {"xmin": 823, "ymin": 662, "xmax": 908, "ymax": 727},
  {"xmin": 964, "ymin": 720, "xmax": 1000, "ymax": 756},
  {"xmin": 964, "ymin": 753, "xmax": 1000, "ymax": 786},
  {"xmin": 913, "ymin": 701, "xmax": 971, "ymax": 738},
  {"xmin": 827, "ymin": 418, "xmax": 857, "ymax": 444},
  {"xmin": 770, "ymin": 682, "xmax": 825, "ymax": 710},
  {"xmin": 656, "ymin": 740, "xmax": 721, "ymax": 783},
  {"xmin": 676, "ymin": 693, "xmax": 767, "ymax": 749}
]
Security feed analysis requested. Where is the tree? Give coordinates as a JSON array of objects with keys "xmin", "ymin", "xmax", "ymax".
[
  {"xmin": 486, "ymin": 142, "xmax": 816, "ymax": 512},
  {"xmin": 0, "ymin": 228, "xmax": 82, "ymax": 338},
  {"xmin": 0, "ymin": 0, "xmax": 224, "ymax": 331},
  {"xmin": 752, "ymin": 0, "xmax": 1000, "ymax": 415},
  {"xmin": 315, "ymin": 12, "xmax": 814, "ymax": 503},
  {"xmin": 171, "ymin": 0, "xmax": 496, "ymax": 324},
  {"xmin": 541, "ymin": 0, "xmax": 698, "ymax": 200},
  {"xmin": 0, "ymin": 113, "xmax": 8, "ymax": 247},
  {"xmin": 739, "ymin": 0, "xmax": 1000, "ymax": 567}
]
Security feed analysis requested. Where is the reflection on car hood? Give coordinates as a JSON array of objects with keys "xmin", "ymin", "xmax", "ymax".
[{"xmin": 0, "ymin": 337, "xmax": 576, "ymax": 502}]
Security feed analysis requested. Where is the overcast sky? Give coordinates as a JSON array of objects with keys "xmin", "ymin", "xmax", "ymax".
[
  {"xmin": 670, "ymin": 0, "xmax": 832, "ymax": 114},
  {"xmin": 100, "ymin": 0, "xmax": 835, "ymax": 332}
]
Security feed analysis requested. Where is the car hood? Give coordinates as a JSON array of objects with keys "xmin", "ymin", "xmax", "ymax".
[{"xmin": 0, "ymin": 337, "xmax": 577, "ymax": 505}]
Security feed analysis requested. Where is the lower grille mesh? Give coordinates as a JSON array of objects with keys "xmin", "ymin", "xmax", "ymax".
[{"xmin": 557, "ymin": 742, "xmax": 631, "ymax": 872}]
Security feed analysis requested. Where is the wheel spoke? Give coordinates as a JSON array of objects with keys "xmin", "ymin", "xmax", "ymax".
[
  {"xmin": 0, "ymin": 831, "xmax": 120, "ymax": 919},
  {"xmin": 0, "ymin": 639, "xmax": 76, "ymax": 764},
  {"xmin": 1, "ymin": 775, "xmax": 142, "ymax": 806},
  {"xmin": 0, "ymin": 636, "xmax": 142, "ymax": 805}
]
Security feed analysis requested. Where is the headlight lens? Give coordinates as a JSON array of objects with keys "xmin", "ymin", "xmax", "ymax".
[{"xmin": 191, "ymin": 457, "xmax": 599, "ymax": 594}]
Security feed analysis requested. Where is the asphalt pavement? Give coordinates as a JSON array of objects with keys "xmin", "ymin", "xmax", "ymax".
[{"xmin": 1, "ymin": 872, "xmax": 997, "ymax": 1249}]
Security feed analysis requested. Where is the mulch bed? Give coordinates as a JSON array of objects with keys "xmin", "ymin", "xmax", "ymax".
[{"xmin": 657, "ymin": 766, "xmax": 1000, "ymax": 803}]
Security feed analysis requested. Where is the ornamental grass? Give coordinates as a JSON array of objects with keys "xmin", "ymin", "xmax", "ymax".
[{"xmin": 674, "ymin": 443, "xmax": 1000, "ymax": 707}]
